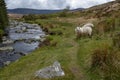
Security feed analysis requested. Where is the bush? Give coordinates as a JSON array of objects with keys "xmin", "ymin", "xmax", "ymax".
[
  {"xmin": 95, "ymin": 18, "xmax": 116, "ymax": 34},
  {"xmin": 49, "ymin": 29, "xmax": 63, "ymax": 36},
  {"xmin": 112, "ymin": 33, "xmax": 120, "ymax": 48},
  {"xmin": 43, "ymin": 27, "xmax": 49, "ymax": 34},
  {"xmin": 59, "ymin": 11, "xmax": 67, "ymax": 17},
  {"xmin": 23, "ymin": 14, "xmax": 36, "ymax": 21},
  {"xmin": 23, "ymin": 14, "xmax": 49, "ymax": 21},
  {"xmin": 58, "ymin": 7, "xmax": 69, "ymax": 17},
  {"xmin": 91, "ymin": 47, "xmax": 120, "ymax": 80},
  {"xmin": 0, "ymin": 29, "xmax": 4, "ymax": 42},
  {"xmin": 39, "ymin": 15, "xmax": 48, "ymax": 19},
  {"xmin": 91, "ymin": 48, "xmax": 109, "ymax": 69},
  {"xmin": 39, "ymin": 36, "xmax": 53, "ymax": 47}
]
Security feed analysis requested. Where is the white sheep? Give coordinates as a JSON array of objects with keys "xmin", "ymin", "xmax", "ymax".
[{"xmin": 75, "ymin": 23, "xmax": 94, "ymax": 38}]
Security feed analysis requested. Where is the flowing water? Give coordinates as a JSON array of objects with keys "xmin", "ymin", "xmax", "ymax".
[{"xmin": 0, "ymin": 21, "xmax": 45, "ymax": 67}]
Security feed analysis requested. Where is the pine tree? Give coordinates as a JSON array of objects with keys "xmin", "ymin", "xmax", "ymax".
[
  {"xmin": 0, "ymin": 0, "xmax": 8, "ymax": 30},
  {"xmin": 0, "ymin": 0, "xmax": 8, "ymax": 41}
]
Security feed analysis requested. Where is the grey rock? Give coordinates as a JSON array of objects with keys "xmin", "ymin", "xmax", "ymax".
[
  {"xmin": 35, "ymin": 61, "xmax": 65, "ymax": 79},
  {"xmin": 21, "ymin": 27, "xmax": 27, "ymax": 31},
  {"xmin": 0, "ymin": 46, "xmax": 14, "ymax": 51},
  {"xmin": 3, "ymin": 61, "xmax": 11, "ymax": 66},
  {"xmin": 2, "ymin": 40, "xmax": 14, "ymax": 44}
]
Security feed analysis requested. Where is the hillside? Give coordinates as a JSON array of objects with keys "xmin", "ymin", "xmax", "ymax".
[
  {"xmin": 81, "ymin": 0, "xmax": 120, "ymax": 18},
  {"xmin": 0, "ymin": 0, "xmax": 120, "ymax": 80},
  {"xmin": 7, "ymin": 8, "xmax": 84, "ymax": 14},
  {"xmin": 7, "ymin": 8, "xmax": 62, "ymax": 14}
]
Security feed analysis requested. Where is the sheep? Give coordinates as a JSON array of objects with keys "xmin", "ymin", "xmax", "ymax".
[
  {"xmin": 75, "ymin": 27, "xmax": 83, "ymax": 38},
  {"xmin": 75, "ymin": 23, "xmax": 94, "ymax": 38}
]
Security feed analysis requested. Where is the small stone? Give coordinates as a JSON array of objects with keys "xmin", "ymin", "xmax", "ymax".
[{"xmin": 3, "ymin": 61, "xmax": 11, "ymax": 66}]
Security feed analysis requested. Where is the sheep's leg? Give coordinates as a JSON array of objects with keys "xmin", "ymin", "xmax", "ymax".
[
  {"xmin": 88, "ymin": 33, "xmax": 92, "ymax": 38},
  {"xmin": 78, "ymin": 33, "xmax": 82, "ymax": 38},
  {"xmin": 89, "ymin": 35, "xmax": 92, "ymax": 38},
  {"xmin": 76, "ymin": 32, "xmax": 79, "ymax": 39},
  {"xmin": 76, "ymin": 32, "xmax": 82, "ymax": 39}
]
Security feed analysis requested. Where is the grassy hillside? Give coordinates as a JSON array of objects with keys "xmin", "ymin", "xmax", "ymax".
[{"xmin": 0, "ymin": 1, "xmax": 120, "ymax": 80}]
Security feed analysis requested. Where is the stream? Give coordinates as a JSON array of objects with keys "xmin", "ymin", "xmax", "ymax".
[{"xmin": 0, "ymin": 21, "xmax": 45, "ymax": 67}]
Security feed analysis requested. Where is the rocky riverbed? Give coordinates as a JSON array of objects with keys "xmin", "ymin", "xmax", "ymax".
[{"xmin": 0, "ymin": 21, "xmax": 45, "ymax": 67}]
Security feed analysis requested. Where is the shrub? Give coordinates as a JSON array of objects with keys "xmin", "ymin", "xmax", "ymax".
[
  {"xmin": 91, "ymin": 48, "xmax": 109, "ymax": 70},
  {"xmin": 50, "ymin": 41, "xmax": 57, "ymax": 47},
  {"xmin": 59, "ymin": 11, "xmax": 67, "ymax": 17},
  {"xmin": 0, "ymin": 29, "xmax": 4, "ymax": 42},
  {"xmin": 23, "ymin": 14, "xmax": 36, "ymax": 21},
  {"xmin": 43, "ymin": 27, "xmax": 49, "ymax": 34},
  {"xmin": 39, "ymin": 15, "xmax": 48, "ymax": 19},
  {"xmin": 91, "ymin": 47, "xmax": 120, "ymax": 80},
  {"xmin": 39, "ymin": 36, "xmax": 53, "ymax": 47},
  {"xmin": 58, "ymin": 7, "xmax": 69, "ymax": 17},
  {"xmin": 49, "ymin": 29, "xmax": 63, "ymax": 36},
  {"xmin": 95, "ymin": 18, "xmax": 116, "ymax": 34},
  {"xmin": 112, "ymin": 33, "xmax": 120, "ymax": 48}
]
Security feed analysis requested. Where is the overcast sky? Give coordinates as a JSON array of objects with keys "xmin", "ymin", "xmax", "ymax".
[{"xmin": 5, "ymin": 0, "xmax": 114, "ymax": 9}]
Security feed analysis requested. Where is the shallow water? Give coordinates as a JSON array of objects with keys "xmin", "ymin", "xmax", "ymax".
[
  {"xmin": 13, "ymin": 41, "xmax": 39, "ymax": 53},
  {"xmin": 0, "ymin": 21, "xmax": 45, "ymax": 67}
]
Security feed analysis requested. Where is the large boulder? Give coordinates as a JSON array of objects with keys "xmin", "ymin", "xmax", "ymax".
[{"xmin": 35, "ymin": 61, "xmax": 65, "ymax": 79}]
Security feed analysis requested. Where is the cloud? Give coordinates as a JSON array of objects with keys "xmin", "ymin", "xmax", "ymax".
[{"xmin": 5, "ymin": 0, "xmax": 114, "ymax": 9}]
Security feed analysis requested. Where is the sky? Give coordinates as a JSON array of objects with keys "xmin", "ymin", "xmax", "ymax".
[{"xmin": 5, "ymin": 0, "xmax": 114, "ymax": 9}]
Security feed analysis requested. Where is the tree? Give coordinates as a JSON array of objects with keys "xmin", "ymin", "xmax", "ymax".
[
  {"xmin": 0, "ymin": 0, "xmax": 9, "ymax": 30},
  {"xmin": 64, "ymin": 5, "xmax": 70, "ymax": 11},
  {"xmin": 0, "ymin": 0, "xmax": 8, "ymax": 41},
  {"xmin": 59, "ymin": 6, "xmax": 70, "ymax": 17}
]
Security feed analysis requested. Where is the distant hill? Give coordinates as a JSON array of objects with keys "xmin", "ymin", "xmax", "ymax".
[
  {"xmin": 7, "ymin": 8, "xmax": 84, "ymax": 14},
  {"xmin": 7, "ymin": 8, "xmax": 62, "ymax": 14}
]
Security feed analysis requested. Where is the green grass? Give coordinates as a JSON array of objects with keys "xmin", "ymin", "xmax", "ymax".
[
  {"xmin": 0, "ymin": 39, "xmax": 75, "ymax": 80},
  {"xmin": 0, "ymin": 16, "xmax": 119, "ymax": 80},
  {"xmin": 0, "ymin": 19, "xmax": 76, "ymax": 80},
  {"xmin": 77, "ymin": 37, "xmax": 113, "ymax": 80}
]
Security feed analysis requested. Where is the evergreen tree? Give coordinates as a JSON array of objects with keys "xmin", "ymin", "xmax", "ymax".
[
  {"xmin": 0, "ymin": 0, "xmax": 8, "ymax": 41},
  {"xmin": 0, "ymin": 0, "xmax": 8, "ymax": 30}
]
